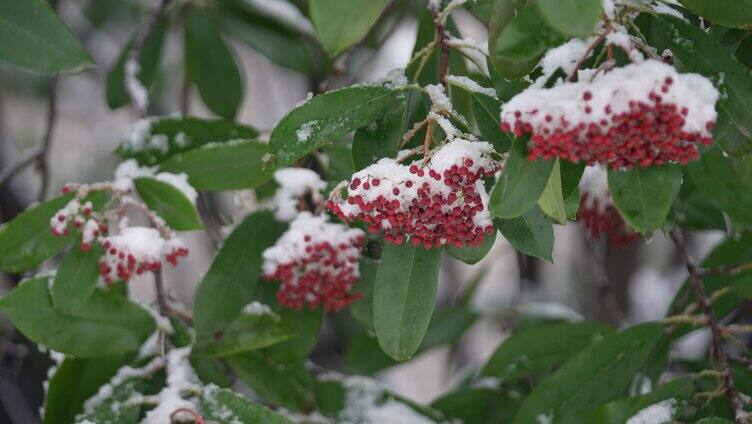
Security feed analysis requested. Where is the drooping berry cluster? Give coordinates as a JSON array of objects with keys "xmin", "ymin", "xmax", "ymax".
[
  {"xmin": 327, "ymin": 139, "xmax": 499, "ymax": 249},
  {"xmin": 500, "ymin": 60, "xmax": 719, "ymax": 169},
  {"xmin": 50, "ymin": 194, "xmax": 103, "ymax": 251},
  {"xmin": 578, "ymin": 166, "xmax": 639, "ymax": 247},
  {"xmin": 262, "ymin": 212, "xmax": 366, "ymax": 312},
  {"xmin": 98, "ymin": 228, "xmax": 188, "ymax": 283}
]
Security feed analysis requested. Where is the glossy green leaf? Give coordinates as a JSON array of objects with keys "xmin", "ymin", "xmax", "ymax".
[
  {"xmin": 52, "ymin": 240, "xmax": 104, "ymax": 313},
  {"xmin": 652, "ymin": 15, "xmax": 752, "ymax": 156},
  {"xmin": 515, "ymin": 323, "xmax": 665, "ymax": 424},
  {"xmin": 608, "ymin": 164, "xmax": 682, "ymax": 233},
  {"xmin": 227, "ymin": 352, "xmax": 315, "ymax": 411},
  {"xmin": 490, "ymin": 138, "xmax": 556, "ymax": 219},
  {"xmin": 193, "ymin": 210, "xmax": 286, "ymax": 337},
  {"xmin": 269, "ymin": 85, "xmax": 405, "ymax": 165},
  {"xmin": 0, "ymin": 194, "xmax": 75, "ymax": 273},
  {"xmin": 432, "ymin": 387, "xmax": 521, "ymax": 424},
  {"xmin": 309, "ymin": 0, "xmax": 387, "ymax": 55},
  {"xmin": 534, "ymin": 0, "xmax": 602, "ymax": 38},
  {"xmin": 116, "ymin": 116, "xmax": 259, "ymax": 166},
  {"xmin": 696, "ymin": 418, "xmax": 734, "ymax": 424},
  {"xmin": 374, "ymin": 243, "xmax": 442, "ymax": 361},
  {"xmin": 43, "ymin": 355, "xmax": 127, "ymax": 424},
  {"xmin": 447, "ymin": 230, "xmax": 497, "ymax": 265},
  {"xmin": 678, "ymin": 0, "xmax": 752, "ymax": 28},
  {"xmin": 0, "ymin": 0, "xmax": 94, "ymax": 73},
  {"xmin": 538, "ymin": 159, "xmax": 568, "ymax": 224},
  {"xmin": 133, "ymin": 177, "xmax": 203, "ymax": 231},
  {"xmin": 159, "ymin": 139, "xmax": 272, "ymax": 191},
  {"xmin": 495, "ymin": 207, "xmax": 554, "ymax": 261},
  {"xmin": 185, "ymin": 10, "xmax": 243, "ymax": 119},
  {"xmin": 201, "ymin": 384, "xmax": 293, "ymax": 423},
  {"xmin": 674, "ymin": 175, "xmax": 727, "ymax": 230},
  {"xmin": 482, "ymin": 321, "xmax": 613, "ymax": 380},
  {"xmin": 349, "ymin": 258, "xmax": 378, "ymax": 330},
  {"xmin": 494, "ymin": 5, "xmax": 562, "ymax": 64},
  {"xmin": 471, "ymin": 91, "xmax": 513, "ymax": 153},
  {"xmin": 194, "ymin": 307, "xmax": 293, "ymax": 357},
  {"xmin": 105, "ymin": 17, "xmax": 166, "ymax": 109},
  {"xmin": 0, "ymin": 277, "xmax": 155, "ymax": 357},
  {"xmin": 488, "ymin": 0, "xmax": 541, "ymax": 79},
  {"xmin": 352, "ymin": 93, "xmax": 408, "ymax": 169}
]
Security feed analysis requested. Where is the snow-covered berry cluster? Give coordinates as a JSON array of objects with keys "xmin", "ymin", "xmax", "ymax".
[
  {"xmin": 500, "ymin": 60, "xmax": 719, "ymax": 169},
  {"xmin": 327, "ymin": 139, "xmax": 499, "ymax": 249},
  {"xmin": 98, "ymin": 227, "xmax": 188, "ymax": 284},
  {"xmin": 50, "ymin": 191, "xmax": 101, "ymax": 251},
  {"xmin": 578, "ymin": 166, "xmax": 639, "ymax": 247},
  {"xmin": 262, "ymin": 212, "xmax": 365, "ymax": 312}
]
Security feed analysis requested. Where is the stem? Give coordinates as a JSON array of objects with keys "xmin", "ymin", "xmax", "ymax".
[
  {"xmin": 37, "ymin": 76, "xmax": 58, "ymax": 202},
  {"xmin": 584, "ymin": 237, "xmax": 624, "ymax": 325},
  {"xmin": 670, "ymin": 230, "xmax": 744, "ymax": 422},
  {"xmin": 430, "ymin": 5, "xmax": 450, "ymax": 85},
  {"xmin": 154, "ymin": 269, "xmax": 169, "ymax": 319}
]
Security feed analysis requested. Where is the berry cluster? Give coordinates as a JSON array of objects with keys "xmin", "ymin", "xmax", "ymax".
[
  {"xmin": 500, "ymin": 60, "xmax": 719, "ymax": 169},
  {"xmin": 578, "ymin": 166, "xmax": 639, "ymax": 247},
  {"xmin": 50, "ymin": 195, "xmax": 102, "ymax": 250},
  {"xmin": 98, "ymin": 228, "xmax": 189, "ymax": 283},
  {"xmin": 262, "ymin": 213, "xmax": 366, "ymax": 312},
  {"xmin": 327, "ymin": 139, "xmax": 499, "ymax": 249}
]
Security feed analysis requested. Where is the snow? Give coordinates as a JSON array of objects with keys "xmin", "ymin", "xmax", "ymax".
[
  {"xmin": 125, "ymin": 58, "xmax": 148, "ymax": 112},
  {"xmin": 425, "ymin": 83, "xmax": 467, "ymax": 130},
  {"xmin": 653, "ymin": 3, "xmax": 687, "ymax": 20},
  {"xmin": 82, "ymin": 355, "xmax": 166, "ymax": 414},
  {"xmin": 106, "ymin": 227, "xmax": 165, "ymax": 262},
  {"xmin": 201, "ymin": 385, "xmax": 244, "ymax": 424},
  {"xmin": 382, "ymin": 68, "xmax": 408, "ymax": 90},
  {"xmin": 242, "ymin": 0, "xmax": 314, "ymax": 36},
  {"xmin": 119, "ymin": 115, "xmax": 185, "ymax": 157},
  {"xmin": 154, "ymin": 171, "xmax": 198, "ymax": 203},
  {"xmin": 242, "ymin": 301, "xmax": 273, "ymax": 316},
  {"xmin": 625, "ymin": 399, "xmax": 676, "ymax": 424},
  {"xmin": 579, "ymin": 165, "xmax": 611, "ymax": 213},
  {"xmin": 537, "ymin": 38, "xmax": 591, "ymax": 85},
  {"xmin": 445, "ymin": 75, "xmax": 497, "ymax": 99},
  {"xmin": 272, "ymin": 168, "xmax": 326, "ymax": 221},
  {"xmin": 296, "ymin": 120, "xmax": 319, "ymax": 143},
  {"xmin": 113, "ymin": 159, "xmax": 197, "ymax": 203},
  {"xmin": 447, "ymin": 36, "xmax": 490, "ymax": 77},
  {"xmin": 262, "ymin": 212, "xmax": 365, "ymax": 276},
  {"xmin": 142, "ymin": 347, "xmax": 202, "ymax": 423},
  {"xmin": 330, "ymin": 375, "xmax": 436, "ymax": 424},
  {"xmin": 501, "ymin": 60, "xmax": 719, "ymax": 137}
]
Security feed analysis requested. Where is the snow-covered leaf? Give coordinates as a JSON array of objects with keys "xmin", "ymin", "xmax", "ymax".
[
  {"xmin": 582, "ymin": 377, "xmax": 694, "ymax": 423},
  {"xmin": 133, "ymin": 176, "xmax": 203, "ymax": 231},
  {"xmin": 515, "ymin": 323, "xmax": 665, "ymax": 423},
  {"xmin": 200, "ymin": 384, "xmax": 293, "ymax": 423},
  {"xmin": 184, "ymin": 9, "xmax": 243, "ymax": 120},
  {"xmin": 0, "ymin": 0, "xmax": 94, "ymax": 74},
  {"xmin": 607, "ymin": 164, "xmax": 682, "ymax": 234},
  {"xmin": 193, "ymin": 211, "xmax": 286, "ymax": 338},
  {"xmin": 373, "ymin": 243, "xmax": 442, "ymax": 361},
  {"xmin": 116, "ymin": 116, "xmax": 259, "ymax": 166},
  {"xmin": 482, "ymin": 321, "xmax": 613, "ymax": 381},
  {"xmin": 309, "ymin": 0, "xmax": 387, "ymax": 55},
  {"xmin": 269, "ymin": 85, "xmax": 405, "ymax": 166},
  {"xmin": 0, "ymin": 277, "xmax": 155, "ymax": 357}
]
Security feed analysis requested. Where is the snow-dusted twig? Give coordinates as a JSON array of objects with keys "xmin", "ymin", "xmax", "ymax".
[{"xmin": 669, "ymin": 230, "xmax": 745, "ymax": 422}]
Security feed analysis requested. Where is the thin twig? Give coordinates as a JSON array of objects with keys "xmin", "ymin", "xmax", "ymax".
[
  {"xmin": 700, "ymin": 263, "xmax": 752, "ymax": 278},
  {"xmin": 154, "ymin": 269, "xmax": 169, "ymax": 319},
  {"xmin": 429, "ymin": 5, "xmax": 450, "ymax": 85},
  {"xmin": 670, "ymin": 230, "xmax": 744, "ymax": 422},
  {"xmin": 37, "ymin": 76, "xmax": 59, "ymax": 202}
]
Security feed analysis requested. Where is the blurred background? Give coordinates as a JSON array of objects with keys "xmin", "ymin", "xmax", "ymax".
[{"xmin": 0, "ymin": 0, "xmax": 726, "ymax": 422}]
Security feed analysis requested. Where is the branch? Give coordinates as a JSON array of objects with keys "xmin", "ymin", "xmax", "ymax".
[
  {"xmin": 584, "ymin": 237, "xmax": 624, "ymax": 325},
  {"xmin": 670, "ymin": 230, "xmax": 745, "ymax": 421},
  {"xmin": 430, "ymin": 5, "xmax": 450, "ymax": 85}
]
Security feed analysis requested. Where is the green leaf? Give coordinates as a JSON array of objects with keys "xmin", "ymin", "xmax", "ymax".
[
  {"xmin": 534, "ymin": 0, "xmax": 602, "ymax": 38},
  {"xmin": 447, "ymin": 230, "xmax": 497, "ymax": 265},
  {"xmin": 490, "ymin": 138, "xmax": 556, "ymax": 219},
  {"xmin": 651, "ymin": 15, "xmax": 752, "ymax": 156},
  {"xmin": 227, "ymin": 352, "xmax": 315, "ymax": 411},
  {"xmin": 674, "ymin": 175, "xmax": 727, "ymax": 230},
  {"xmin": 373, "ymin": 243, "xmax": 442, "ymax": 361},
  {"xmin": 685, "ymin": 148, "xmax": 752, "ymax": 227},
  {"xmin": 488, "ymin": 0, "xmax": 541, "ymax": 79},
  {"xmin": 133, "ymin": 177, "xmax": 202, "ymax": 231},
  {"xmin": 269, "ymin": 85, "xmax": 405, "ymax": 166},
  {"xmin": 221, "ymin": 6, "xmax": 314, "ymax": 75},
  {"xmin": 105, "ymin": 17, "xmax": 166, "ymax": 109},
  {"xmin": 352, "ymin": 94, "xmax": 408, "ymax": 169},
  {"xmin": 482, "ymin": 321, "xmax": 613, "ymax": 381},
  {"xmin": 309, "ymin": 0, "xmax": 387, "ymax": 55},
  {"xmin": 419, "ymin": 305, "xmax": 478, "ymax": 351},
  {"xmin": 116, "ymin": 116, "xmax": 259, "ymax": 166},
  {"xmin": 193, "ymin": 210, "xmax": 286, "ymax": 337},
  {"xmin": 0, "ymin": 0, "xmax": 93, "ymax": 73},
  {"xmin": 678, "ymin": 0, "xmax": 752, "ymax": 28},
  {"xmin": 0, "ymin": 194, "xmax": 76, "ymax": 273},
  {"xmin": 432, "ymin": 387, "xmax": 521, "ymax": 424},
  {"xmin": 515, "ymin": 323, "xmax": 665, "ymax": 424},
  {"xmin": 185, "ymin": 10, "xmax": 243, "ymax": 119},
  {"xmin": 194, "ymin": 306, "xmax": 293, "ymax": 357},
  {"xmin": 349, "ymin": 258, "xmax": 378, "ymax": 330},
  {"xmin": 696, "ymin": 418, "xmax": 735, "ymax": 424},
  {"xmin": 159, "ymin": 139, "xmax": 273, "ymax": 191},
  {"xmin": 495, "ymin": 207, "xmax": 554, "ymax": 261},
  {"xmin": 52, "ymin": 240, "xmax": 104, "ymax": 313},
  {"xmin": 608, "ymin": 164, "xmax": 682, "ymax": 233},
  {"xmin": 43, "ymin": 355, "xmax": 127, "ymax": 424},
  {"xmin": 200, "ymin": 384, "xmax": 293, "ymax": 424},
  {"xmin": 538, "ymin": 159, "xmax": 568, "ymax": 224},
  {"xmin": 471, "ymin": 91, "xmax": 513, "ymax": 153},
  {"xmin": 0, "ymin": 277, "xmax": 155, "ymax": 357}
]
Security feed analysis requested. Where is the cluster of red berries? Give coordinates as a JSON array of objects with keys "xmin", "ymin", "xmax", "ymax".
[
  {"xmin": 97, "ymin": 228, "xmax": 189, "ymax": 284},
  {"xmin": 500, "ymin": 61, "xmax": 718, "ymax": 170},
  {"xmin": 327, "ymin": 140, "xmax": 499, "ymax": 249},
  {"xmin": 262, "ymin": 213, "xmax": 365, "ymax": 312},
  {"xmin": 578, "ymin": 193, "xmax": 639, "ymax": 247}
]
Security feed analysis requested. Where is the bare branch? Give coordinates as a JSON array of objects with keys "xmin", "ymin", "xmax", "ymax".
[{"xmin": 429, "ymin": 4, "xmax": 450, "ymax": 85}]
